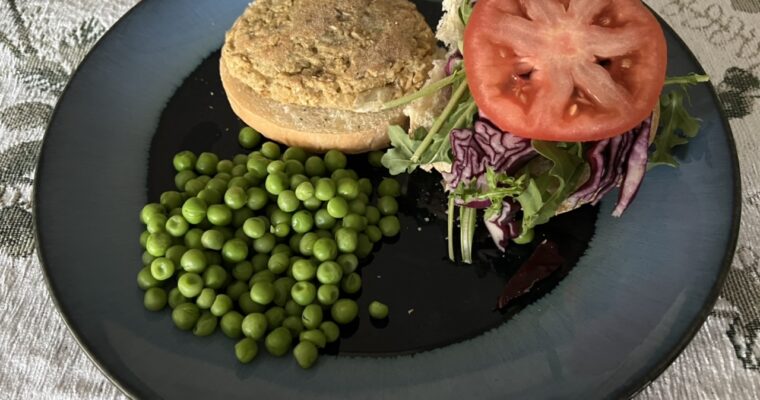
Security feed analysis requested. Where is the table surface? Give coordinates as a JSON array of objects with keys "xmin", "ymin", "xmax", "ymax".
[{"xmin": 1, "ymin": 0, "xmax": 759, "ymax": 398}]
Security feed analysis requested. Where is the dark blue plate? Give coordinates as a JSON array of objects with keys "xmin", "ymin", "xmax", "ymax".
[{"xmin": 35, "ymin": 0, "xmax": 740, "ymax": 399}]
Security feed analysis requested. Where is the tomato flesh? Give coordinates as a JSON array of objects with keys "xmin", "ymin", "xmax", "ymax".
[{"xmin": 464, "ymin": 0, "xmax": 667, "ymax": 141}]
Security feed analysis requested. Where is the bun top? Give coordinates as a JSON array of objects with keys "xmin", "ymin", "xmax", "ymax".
[{"xmin": 222, "ymin": 0, "xmax": 437, "ymax": 112}]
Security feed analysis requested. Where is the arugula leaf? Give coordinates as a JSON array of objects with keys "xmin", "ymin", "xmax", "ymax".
[
  {"xmin": 381, "ymin": 125, "xmax": 420, "ymax": 175},
  {"xmin": 459, "ymin": 0, "xmax": 473, "ymax": 24},
  {"xmin": 664, "ymin": 73, "xmax": 710, "ymax": 86},
  {"xmin": 649, "ymin": 90, "xmax": 701, "ymax": 169},
  {"xmin": 517, "ymin": 141, "xmax": 588, "ymax": 232},
  {"xmin": 382, "ymin": 68, "xmax": 464, "ymax": 110}
]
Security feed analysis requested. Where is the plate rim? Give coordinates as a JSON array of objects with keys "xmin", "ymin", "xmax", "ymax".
[{"xmin": 31, "ymin": 1, "xmax": 742, "ymax": 399}]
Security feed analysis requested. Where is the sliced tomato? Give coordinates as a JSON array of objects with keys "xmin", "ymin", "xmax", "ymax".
[{"xmin": 463, "ymin": 0, "xmax": 667, "ymax": 141}]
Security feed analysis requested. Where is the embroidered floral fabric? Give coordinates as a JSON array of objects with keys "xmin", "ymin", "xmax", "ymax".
[{"xmin": 0, "ymin": 0, "xmax": 758, "ymax": 398}]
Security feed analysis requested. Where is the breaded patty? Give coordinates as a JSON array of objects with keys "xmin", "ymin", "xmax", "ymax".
[{"xmin": 222, "ymin": 0, "xmax": 437, "ymax": 111}]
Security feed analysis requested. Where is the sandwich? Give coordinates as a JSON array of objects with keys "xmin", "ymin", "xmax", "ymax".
[{"xmin": 220, "ymin": 0, "xmax": 438, "ymax": 153}]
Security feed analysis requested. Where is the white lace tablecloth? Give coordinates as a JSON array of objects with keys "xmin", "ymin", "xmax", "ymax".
[{"xmin": 1, "ymin": 0, "xmax": 759, "ymax": 398}]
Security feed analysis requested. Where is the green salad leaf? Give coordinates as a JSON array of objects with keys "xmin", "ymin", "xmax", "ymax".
[
  {"xmin": 517, "ymin": 141, "xmax": 588, "ymax": 232},
  {"xmin": 649, "ymin": 90, "xmax": 702, "ymax": 169}
]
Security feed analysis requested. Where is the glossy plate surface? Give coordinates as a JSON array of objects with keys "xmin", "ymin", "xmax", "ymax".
[{"xmin": 35, "ymin": 0, "xmax": 740, "ymax": 398}]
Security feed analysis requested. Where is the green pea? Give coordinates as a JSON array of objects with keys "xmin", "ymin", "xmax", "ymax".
[
  {"xmin": 316, "ymin": 261, "xmax": 343, "ymax": 285},
  {"xmin": 342, "ymin": 213, "xmax": 367, "ymax": 231},
  {"xmin": 253, "ymin": 233, "xmax": 276, "ymax": 253},
  {"xmin": 341, "ymin": 272, "xmax": 362, "ymax": 294},
  {"xmin": 267, "ymin": 160, "xmax": 286, "ymax": 174},
  {"xmin": 316, "ymin": 229, "xmax": 333, "ymax": 239},
  {"xmin": 366, "ymin": 225, "xmax": 383, "ymax": 243},
  {"xmin": 238, "ymin": 126, "xmax": 262, "ymax": 149},
  {"xmin": 313, "ymin": 209, "xmax": 336, "ymax": 230},
  {"xmin": 261, "ymin": 141, "xmax": 281, "ymax": 159},
  {"xmin": 241, "ymin": 217, "xmax": 265, "ymax": 240},
  {"xmin": 184, "ymin": 179, "xmax": 205, "ymax": 196},
  {"xmin": 379, "ymin": 216, "xmax": 401, "ymax": 237},
  {"xmin": 160, "ymin": 191, "xmax": 184, "ymax": 210},
  {"xmin": 317, "ymin": 284, "xmax": 339, "ymax": 305},
  {"xmin": 273, "ymin": 277, "xmax": 296, "ymax": 307},
  {"xmin": 232, "ymin": 208, "xmax": 254, "ymax": 229},
  {"xmin": 313, "ymin": 238, "xmax": 338, "ymax": 262},
  {"xmin": 250, "ymin": 281, "xmax": 275, "ymax": 305},
  {"xmin": 333, "ymin": 228, "xmax": 358, "ymax": 253},
  {"xmin": 304, "ymin": 156, "xmax": 327, "ymax": 177},
  {"xmin": 227, "ymin": 176, "xmax": 250, "ymax": 189},
  {"xmin": 197, "ymin": 188, "xmax": 222, "ymax": 205},
  {"xmin": 139, "ymin": 230, "xmax": 150, "ymax": 248},
  {"xmin": 220, "ymin": 311, "xmax": 244, "ymax": 339},
  {"xmin": 336, "ymin": 178, "xmax": 359, "ymax": 200},
  {"xmin": 314, "ymin": 178, "xmax": 336, "ymax": 201},
  {"xmin": 265, "ymin": 327, "xmax": 292, "ymax": 357},
  {"xmin": 368, "ymin": 150, "xmax": 384, "ymax": 167},
  {"xmin": 147, "ymin": 214, "xmax": 167, "ymax": 234},
  {"xmin": 172, "ymin": 303, "xmax": 200, "ymax": 330},
  {"xmin": 239, "ymin": 291, "xmax": 265, "ymax": 314},
  {"xmin": 177, "ymin": 272, "xmax": 203, "ymax": 298},
  {"xmin": 301, "ymin": 304, "xmax": 323, "ymax": 331},
  {"xmin": 220, "ymin": 186, "xmax": 245, "ymax": 210},
  {"xmin": 290, "ymin": 174, "xmax": 310, "ymax": 190},
  {"xmin": 291, "ymin": 281, "xmax": 317, "ymax": 306},
  {"xmin": 331, "ymin": 299, "xmax": 359, "ymax": 325},
  {"xmin": 336, "ymin": 254, "xmax": 359, "ymax": 274},
  {"xmin": 277, "ymin": 190, "xmax": 300, "ymax": 213},
  {"xmin": 295, "ymin": 181, "xmax": 314, "ymax": 202},
  {"xmin": 174, "ymin": 170, "xmax": 196, "ymax": 191},
  {"xmin": 183, "ymin": 228, "xmax": 203, "ymax": 249},
  {"xmin": 298, "ymin": 232, "xmax": 319, "ymax": 256},
  {"xmin": 268, "ymin": 223, "xmax": 287, "ymax": 238},
  {"xmin": 142, "ymin": 250, "xmax": 156, "ymax": 266},
  {"xmin": 302, "ymin": 196, "xmax": 322, "ymax": 211},
  {"xmin": 378, "ymin": 178, "xmax": 402, "ymax": 197},
  {"xmin": 226, "ymin": 280, "xmax": 249, "ymax": 302},
  {"xmin": 180, "ymin": 248, "xmax": 207, "ymax": 273},
  {"xmin": 265, "ymin": 172, "xmax": 288, "ymax": 195},
  {"xmin": 196, "ymin": 288, "xmax": 216, "ymax": 309},
  {"xmin": 283, "ymin": 316, "xmax": 305, "ymax": 337},
  {"xmin": 246, "ymin": 156, "xmax": 270, "ymax": 179},
  {"xmin": 173, "ymin": 150, "xmax": 197, "ymax": 172},
  {"xmin": 284, "ymin": 159, "xmax": 305, "ymax": 176},
  {"xmin": 143, "ymin": 287, "xmax": 167, "ymax": 311},
  {"xmin": 323, "ymin": 150, "xmax": 347, "ymax": 172},
  {"xmin": 250, "ymin": 254, "xmax": 268, "ymax": 273},
  {"xmin": 330, "ymin": 169, "xmax": 352, "ymax": 181},
  {"xmin": 165, "ymin": 245, "xmax": 186, "ymax": 265},
  {"xmin": 233, "ymin": 153, "xmax": 249, "ymax": 165},
  {"xmin": 348, "ymin": 198, "xmax": 367, "ymax": 215},
  {"xmin": 168, "ymin": 287, "xmax": 188, "ymax": 309},
  {"xmin": 242, "ymin": 313, "xmax": 268, "ymax": 340},
  {"xmin": 150, "ymin": 257, "xmax": 175, "ymax": 281},
  {"xmin": 250, "ymin": 270, "xmax": 276, "ymax": 285},
  {"xmin": 196, "ymin": 152, "xmax": 219, "ymax": 175},
  {"xmin": 189, "ymin": 311, "xmax": 216, "ymax": 337},
  {"xmin": 267, "ymin": 252, "xmax": 290, "ymax": 275},
  {"xmin": 199, "ymin": 230, "xmax": 223, "ymax": 251},
  {"xmin": 211, "ymin": 294, "xmax": 233, "ymax": 317},
  {"xmin": 232, "ymin": 261, "xmax": 254, "ymax": 282},
  {"xmin": 181, "ymin": 197, "xmax": 207, "ymax": 225},
  {"xmin": 326, "ymin": 197, "xmax": 348, "ymax": 218},
  {"xmin": 368, "ymin": 300, "xmax": 389, "ymax": 319},
  {"xmin": 146, "ymin": 232, "xmax": 172, "ymax": 257},
  {"xmin": 300, "ymin": 329, "xmax": 327, "ymax": 349},
  {"xmin": 285, "ymin": 300, "xmax": 304, "ymax": 317},
  {"xmin": 283, "ymin": 147, "xmax": 308, "ymax": 162},
  {"xmin": 203, "ymin": 265, "xmax": 227, "ymax": 290},
  {"xmin": 265, "ymin": 306, "xmax": 287, "ymax": 328},
  {"xmin": 217, "ymin": 159, "xmax": 234, "ymax": 174},
  {"xmin": 207, "ymin": 177, "xmax": 229, "ymax": 194},
  {"xmin": 356, "ymin": 233, "xmax": 374, "ymax": 258},
  {"xmin": 291, "ymin": 259, "xmax": 316, "ymax": 281},
  {"xmin": 377, "ymin": 196, "xmax": 399, "ymax": 216},
  {"xmin": 320, "ymin": 321, "xmax": 340, "ymax": 343},
  {"xmin": 235, "ymin": 337, "xmax": 259, "ymax": 364},
  {"xmin": 285, "ymin": 210, "xmax": 311, "ymax": 234},
  {"xmin": 222, "ymin": 238, "xmax": 249, "ymax": 263},
  {"xmin": 357, "ymin": 177, "xmax": 372, "ymax": 195}
]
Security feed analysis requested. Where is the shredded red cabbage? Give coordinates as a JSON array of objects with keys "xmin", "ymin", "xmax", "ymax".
[
  {"xmin": 443, "ymin": 119, "xmax": 536, "ymax": 191},
  {"xmin": 496, "ymin": 239, "xmax": 564, "ymax": 310},
  {"xmin": 444, "ymin": 51, "xmax": 463, "ymax": 76},
  {"xmin": 612, "ymin": 117, "xmax": 652, "ymax": 216},
  {"xmin": 484, "ymin": 199, "xmax": 522, "ymax": 251}
]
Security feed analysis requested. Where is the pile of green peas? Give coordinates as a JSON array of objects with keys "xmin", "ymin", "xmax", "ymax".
[{"xmin": 137, "ymin": 126, "xmax": 398, "ymax": 369}]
